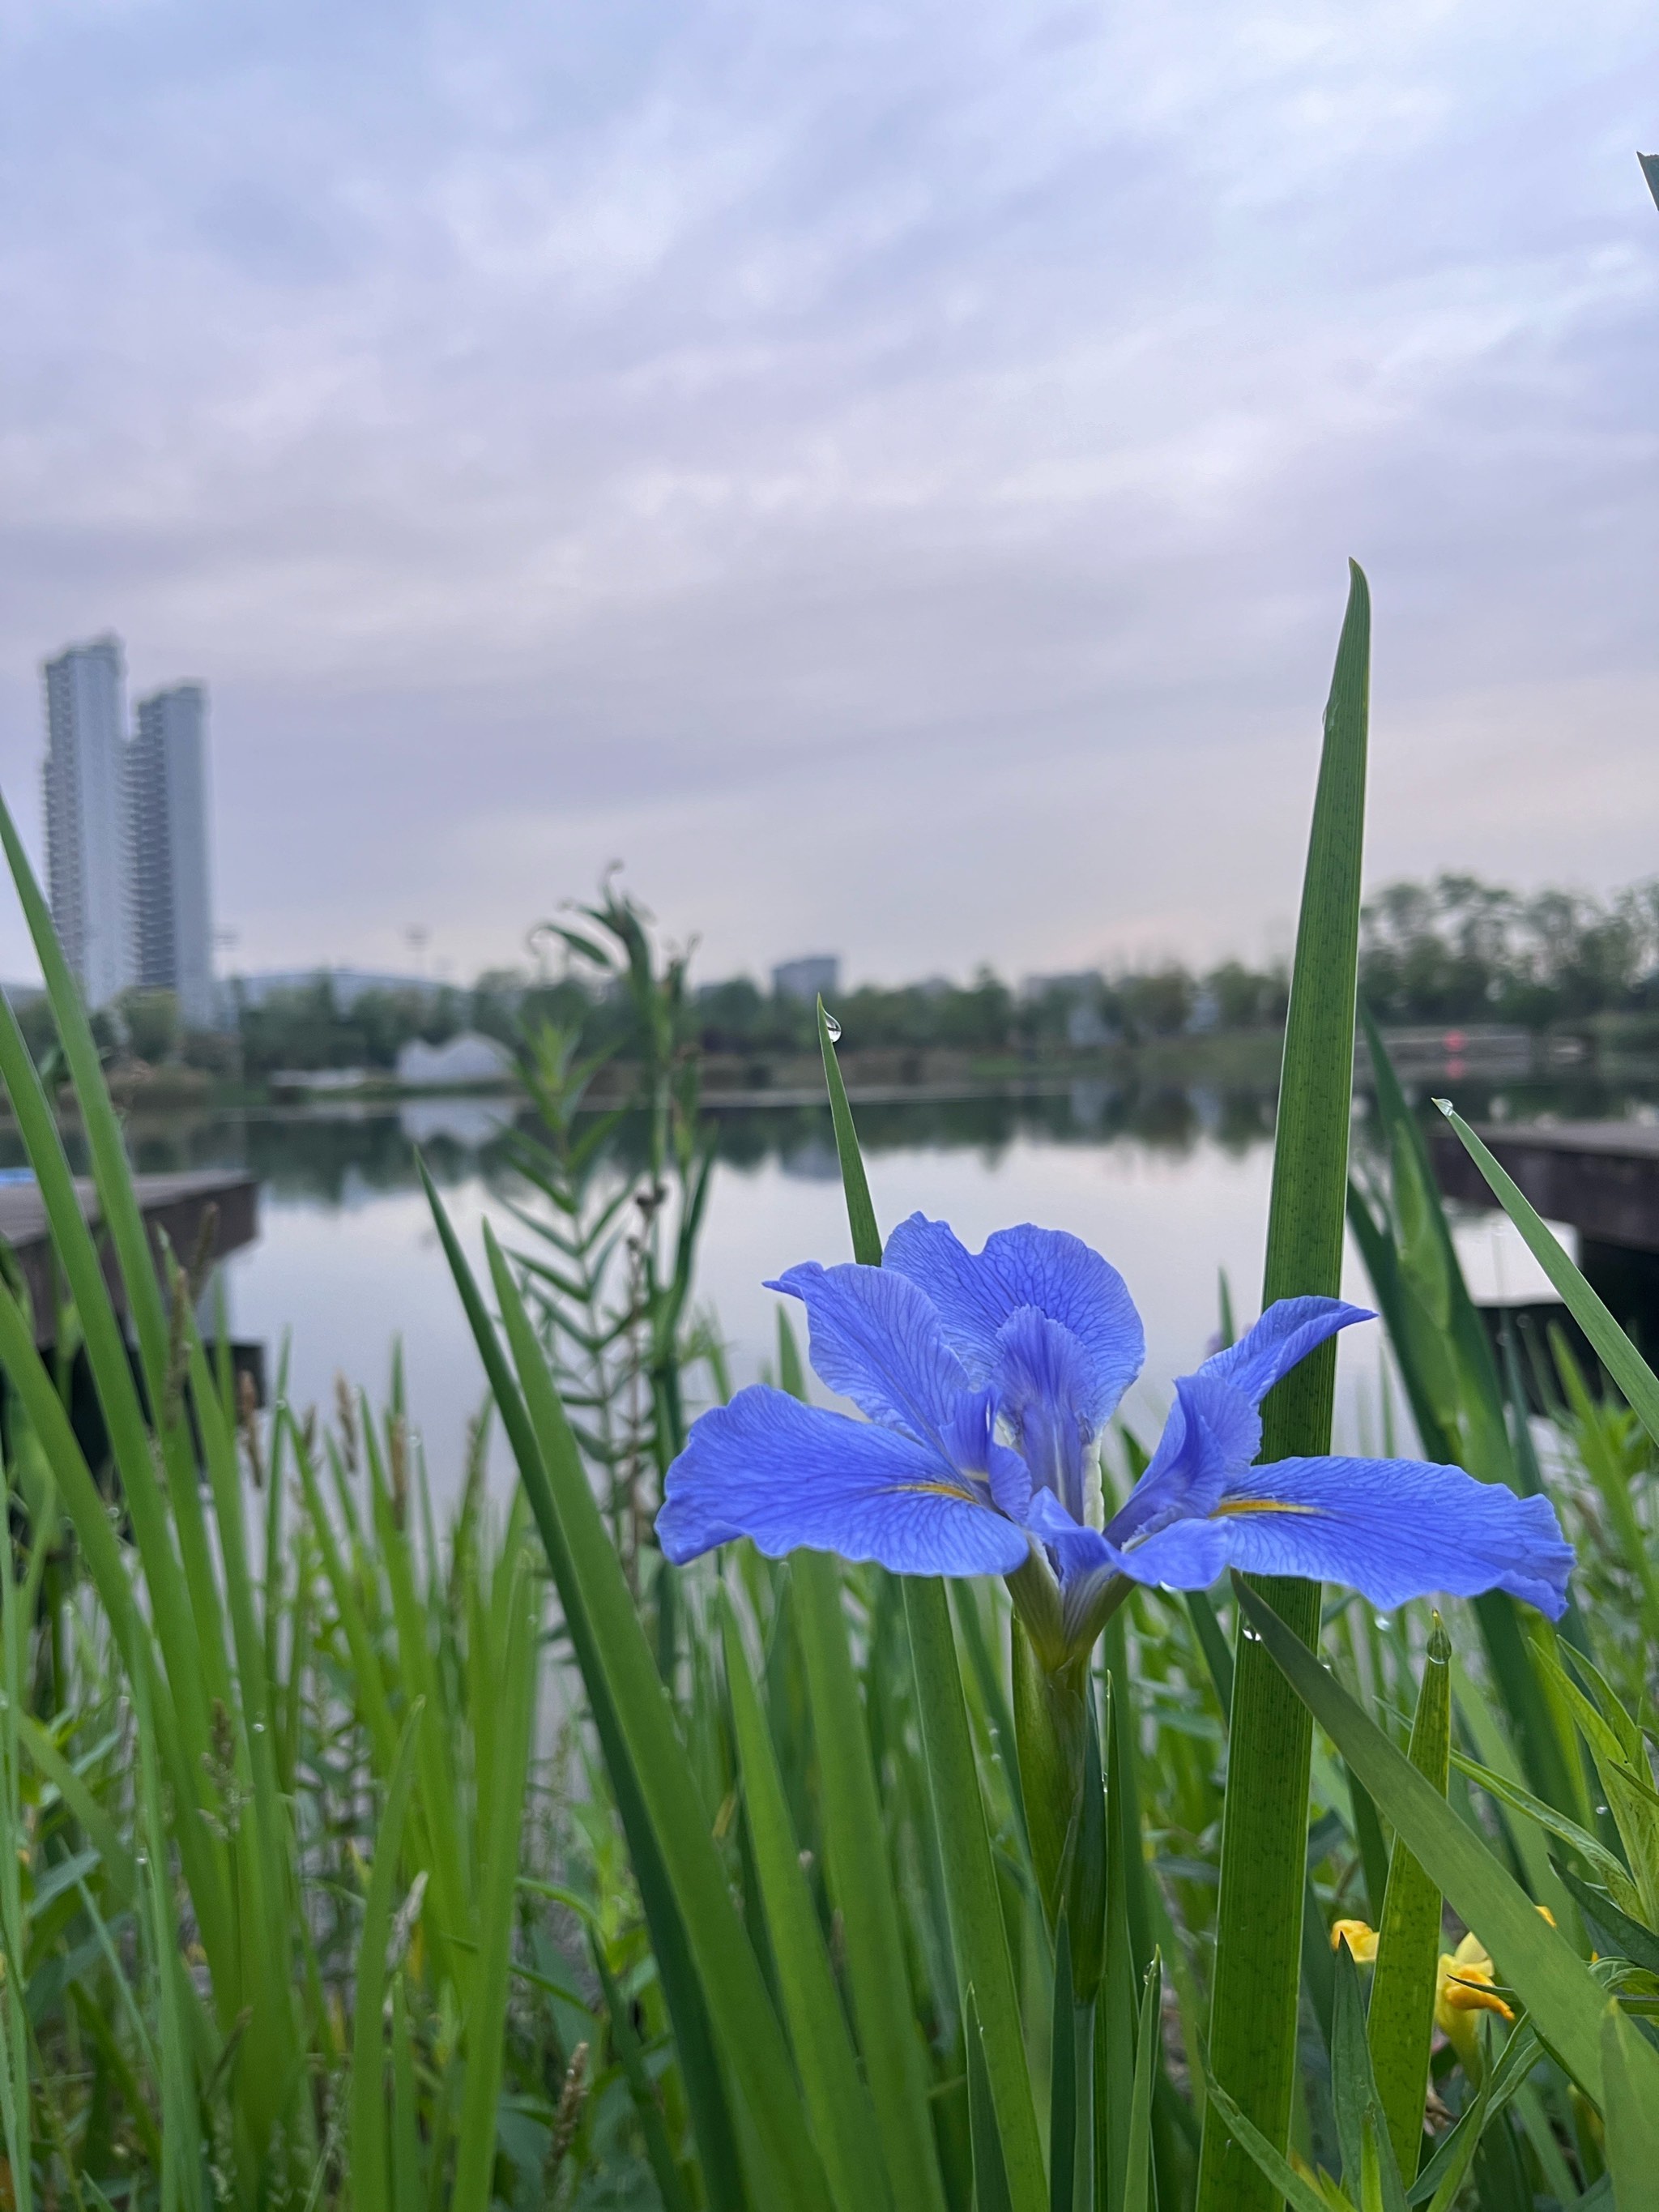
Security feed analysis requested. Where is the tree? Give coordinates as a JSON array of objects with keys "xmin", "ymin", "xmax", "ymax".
[{"xmin": 118, "ymin": 989, "xmax": 180, "ymax": 1065}]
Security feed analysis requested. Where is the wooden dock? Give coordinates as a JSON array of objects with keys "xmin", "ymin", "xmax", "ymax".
[
  {"xmin": 1431, "ymin": 1119, "xmax": 1659, "ymax": 1253},
  {"xmin": 0, "ymin": 1168, "xmax": 258, "ymax": 1342}
]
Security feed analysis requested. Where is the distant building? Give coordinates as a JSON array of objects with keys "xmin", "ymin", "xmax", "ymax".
[
  {"xmin": 1017, "ymin": 970, "xmax": 1102, "ymax": 1006},
  {"xmin": 772, "ymin": 954, "xmax": 839, "ymax": 1003},
  {"xmin": 131, "ymin": 685, "xmax": 215, "ymax": 1028},
  {"xmin": 231, "ymin": 967, "xmax": 444, "ymax": 1014},
  {"xmin": 41, "ymin": 636, "xmax": 220, "ymax": 1027},
  {"xmin": 395, "ymin": 1031, "xmax": 514, "ymax": 1088},
  {"xmin": 42, "ymin": 635, "xmax": 133, "ymax": 1009}
]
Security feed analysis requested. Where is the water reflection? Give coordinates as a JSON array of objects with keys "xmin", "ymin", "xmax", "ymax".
[
  {"xmin": 31, "ymin": 1056, "xmax": 1646, "ymax": 1495},
  {"xmin": 37, "ymin": 1057, "xmax": 1659, "ymax": 1209}
]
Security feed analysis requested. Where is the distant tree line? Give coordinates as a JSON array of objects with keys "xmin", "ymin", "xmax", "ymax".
[
  {"xmin": 17, "ymin": 872, "xmax": 1653, "ymax": 1082},
  {"xmin": 1358, "ymin": 873, "xmax": 1659, "ymax": 1026}
]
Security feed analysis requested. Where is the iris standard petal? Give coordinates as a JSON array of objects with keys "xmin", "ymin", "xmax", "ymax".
[
  {"xmin": 768, "ymin": 1260, "xmax": 973, "ymax": 1453},
  {"xmin": 1106, "ymin": 1370, "xmax": 1262, "ymax": 1544},
  {"xmin": 940, "ymin": 1387, "xmax": 1034, "ymax": 1521},
  {"xmin": 993, "ymin": 1305, "xmax": 1102, "ymax": 1518},
  {"xmin": 882, "ymin": 1213, "xmax": 1145, "ymax": 1416},
  {"xmin": 657, "ymin": 1386, "xmax": 1030, "ymax": 1575},
  {"xmin": 1198, "ymin": 1296, "xmax": 1374, "ymax": 1408},
  {"xmin": 1113, "ymin": 1454, "xmax": 1572, "ymax": 1616}
]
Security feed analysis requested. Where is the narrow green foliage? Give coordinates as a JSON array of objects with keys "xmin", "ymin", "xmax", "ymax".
[
  {"xmin": 719, "ymin": 1599, "xmax": 893, "ymax": 2212},
  {"xmin": 349, "ymin": 1707, "xmax": 424, "ymax": 2212},
  {"xmin": 906, "ymin": 1578, "xmax": 1049, "ymax": 2212},
  {"xmin": 1235, "ymin": 1578, "xmax": 1643, "ymax": 2109},
  {"xmin": 791, "ymin": 1554, "xmax": 950, "ymax": 2212},
  {"xmin": 1199, "ymin": 562, "xmax": 1371, "ymax": 2212},
  {"xmin": 966, "ymin": 1989, "xmax": 1017, "ymax": 2212},
  {"xmin": 1435, "ymin": 1102, "xmax": 1659, "ymax": 1450},
  {"xmin": 1366, "ymin": 1616, "xmax": 1451, "ymax": 2176},
  {"xmin": 818, "ymin": 998, "xmax": 882, "ymax": 1265},
  {"xmin": 452, "ymin": 1555, "xmax": 538, "ymax": 2212},
  {"xmin": 1600, "ymin": 1999, "xmax": 1659, "ymax": 2204},
  {"xmin": 1048, "ymin": 1921, "xmax": 1077, "ymax": 2212},
  {"xmin": 1200, "ymin": 2074, "xmax": 1347, "ymax": 2212},
  {"xmin": 1330, "ymin": 1939, "xmax": 1408, "ymax": 2212},
  {"xmin": 1123, "ymin": 1952, "xmax": 1162, "ymax": 2212},
  {"xmin": 472, "ymin": 1215, "xmax": 838, "ymax": 2211}
]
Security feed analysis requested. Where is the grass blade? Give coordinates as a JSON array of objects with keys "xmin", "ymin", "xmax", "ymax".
[
  {"xmin": 423, "ymin": 1166, "xmax": 752, "ymax": 2207},
  {"xmin": 720, "ymin": 1598, "xmax": 893, "ymax": 2212},
  {"xmin": 1197, "ymin": 562, "xmax": 1371, "ymax": 2212},
  {"xmin": 476, "ymin": 1215, "xmax": 837, "ymax": 2212},
  {"xmin": 818, "ymin": 1000, "xmax": 881, "ymax": 1264},
  {"xmin": 1049, "ymin": 1920, "xmax": 1077, "ymax": 2212},
  {"xmin": 906, "ymin": 1577, "xmax": 1049, "ymax": 2212},
  {"xmin": 453, "ymin": 1556, "xmax": 537, "ymax": 2212},
  {"xmin": 349, "ymin": 1706, "xmax": 424, "ymax": 2212},
  {"xmin": 966, "ymin": 1988, "xmax": 1016, "ymax": 2212},
  {"xmin": 792, "ymin": 1554, "xmax": 950, "ymax": 2212},
  {"xmin": 1367, "ymin": 1617, "xmax": 1451, "ymax": 2177},
  {"xmin": 1434, "ymin": 1102, "xmax": 1659, "ymax": 1450},
  {"xmin": 1123, "ymin": 1953, "xmax": 1162, "ymax": 2212},
  {"xmin": 1600, "ymin": 1999, "xmax": 1659, "ymax": 2201},
  {"xmin": 1234, "ymin": 1577, "xmax": 1640, "ymax": 2108}
]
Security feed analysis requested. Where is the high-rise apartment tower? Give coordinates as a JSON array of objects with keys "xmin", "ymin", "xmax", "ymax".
[
  {"xmin": 131, "ymin": 685, "xmax": 215, "ymax": 1027},
  {"xmin": 41, "ymin": 638, "xmax": 216, "ymax": 1023},
  {"xmin": 42, "ymin": 635, "xmax": 134, "ymax": 1009}
]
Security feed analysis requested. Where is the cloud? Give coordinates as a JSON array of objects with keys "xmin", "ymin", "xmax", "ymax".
[{"xmin": 0, "ymin": 0, "xmax": 1654, "ymax": 982}]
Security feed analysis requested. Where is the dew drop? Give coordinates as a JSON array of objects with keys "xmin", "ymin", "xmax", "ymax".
[
  {"xmin": 1374, "ymin": 1615, "xmax": 1393, "ymax": 1632},
  {"xmin": 1597, "ymin": 1803, "xmax": 1609, "ymax": 1816},
  {"xmin": 823, "ymin": 1011, "xmax": 842, "ymax": 1044},
  {"xmin": 252, "ymin": 1721, "xmax": 267, "ymax": 1735}
]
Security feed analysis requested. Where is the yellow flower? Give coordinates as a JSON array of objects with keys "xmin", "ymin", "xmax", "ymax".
[
  {"xmin": 1435, "ymin": 1909, "xmax": 1554, "ymax": 2076},
  {"xmin": 1330, "ymin": 1918, "xmax": 1379, "ymax": 1965}
]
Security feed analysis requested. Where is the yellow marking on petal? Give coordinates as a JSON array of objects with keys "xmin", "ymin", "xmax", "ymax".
[
  {"xmin": 884, "ymin": 1480, "xmax": 983, "ymax": 1505},
  {"xmin": 1212, "ymin": 1497, "xmax": 1324, "ymax": 1518},
  {"xmin": 1331, "ymin": 1918, "xmax": 1379, "ymax": 1964}
]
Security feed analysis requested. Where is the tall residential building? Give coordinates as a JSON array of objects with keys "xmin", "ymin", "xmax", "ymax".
[
  {"xmin": 131, "ymin": 684, "xmax": 215, "ymax": 1028},
  {"xmin": 42, "ymin": 635, "xmax": 134, "ymax": 1009},
  {"xmin": 771, "ymin": 954, "xmax": 839, "ymax": 1003}
]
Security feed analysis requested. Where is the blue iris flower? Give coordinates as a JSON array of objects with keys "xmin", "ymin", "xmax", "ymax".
[{"xmin": 657, "ymin": 1215, "xmax": 1572, "ymax": 1650}]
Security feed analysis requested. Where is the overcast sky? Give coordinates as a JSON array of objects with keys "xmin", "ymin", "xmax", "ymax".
[{"xmin": 1, "ymin": 0, "xmax": 1654, "ymax": 989}]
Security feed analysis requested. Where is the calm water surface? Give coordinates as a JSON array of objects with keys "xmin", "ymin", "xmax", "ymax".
[{"xmin": 88, "ymin": 1067, "xmax": 1659, "ymax": 1501}]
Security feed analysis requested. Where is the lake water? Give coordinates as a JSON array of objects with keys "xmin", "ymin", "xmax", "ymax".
[{"xmin": 79, "ymin": 1064, "xmax": 1659, "ymax": 1504}]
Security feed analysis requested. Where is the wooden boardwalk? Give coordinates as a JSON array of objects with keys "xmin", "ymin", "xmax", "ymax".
[
  {"xmin": 0, "ymin": 1168, "xmax": 258, "ymax": 1342},
  {"xmin": 1431, "ymin": 1120, "xmax": 1659, "ymax": 1254}
]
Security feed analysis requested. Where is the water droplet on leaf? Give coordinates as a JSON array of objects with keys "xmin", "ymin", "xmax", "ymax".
[{"xmin": 823, "ymin": 1011, "xmax": 842, "ymax": 1044}]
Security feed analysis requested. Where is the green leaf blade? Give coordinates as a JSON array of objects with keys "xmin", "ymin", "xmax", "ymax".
[{"xmin": 1198, "ymin": 562, "xmax": 1371, "ymax": 2212}]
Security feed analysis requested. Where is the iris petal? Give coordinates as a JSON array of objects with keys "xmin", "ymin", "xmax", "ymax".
[
  {"xmin": 882, "ymin": 1213, "xmax": 1145, "ymax": 1416},
  {"xmin": 993, "ymin": 1305, "xmax": 1102, "ymax": 1518},
  {"xmin": 1107, "ymin": 1370, "xmax": 1262, "ymax": 1544},
  {"xmin": 657, "ymin": 1386, "xmax": 1030, "ymax": 1575},
  {"xmin": 1026, "ymin": 1484, "xmax": 1115, "ymax": 1584},
  {"xmin": 1198, "ymin": 1296, "xmax": 1373, "ymax": 1407},
  {"xmin": 1114, "ymin": 1454, "xmax": 1572, "ymax": 1616},
  {"xmin": 768, "ymin": 1261, "xmax": 973, "ymax": 1454}
]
